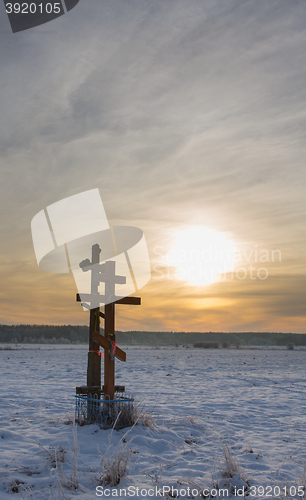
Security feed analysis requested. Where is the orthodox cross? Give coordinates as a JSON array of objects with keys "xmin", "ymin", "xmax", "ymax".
[{"xmin": 76, "ymin": 243, "xmax": 140, "ymax": 400}]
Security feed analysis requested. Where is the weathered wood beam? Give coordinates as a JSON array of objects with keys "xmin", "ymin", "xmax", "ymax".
[
  {"xmin": 78, "ymin": 299, "xmax": 105, "ymax": 319},
  {"xmin": 92, "ymin": 331, "xmax": 126, "ymax": 362},
  {"xmin": 76, "ymin": 293, "xmax": 140, "ymax": 306},
  {"xmin": 76, "ymin": 385, "xmax": 125, "ymax": 395},
  {"xmin": 114, "ymin": 297, "xmax": 141, "ymax": 305}
]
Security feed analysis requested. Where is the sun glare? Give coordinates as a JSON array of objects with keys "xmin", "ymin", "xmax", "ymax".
[{"xmin": 167, "ymin": 227, "xmax": 235, "ymax": 286}]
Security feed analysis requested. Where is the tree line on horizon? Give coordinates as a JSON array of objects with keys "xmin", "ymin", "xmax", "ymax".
[{"xmin": 0, "ymin": 324, "xmax": 305, "ymax": 346}]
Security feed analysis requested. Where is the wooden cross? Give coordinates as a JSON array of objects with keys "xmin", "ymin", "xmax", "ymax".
[{"xmin": 77, "ymin": 244, "xmax": 140, "ymax": 400}]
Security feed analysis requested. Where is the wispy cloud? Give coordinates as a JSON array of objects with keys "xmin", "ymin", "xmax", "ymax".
[{"xmin": 0, "ymin": 0, "xmax": 305, "ymax": 329}]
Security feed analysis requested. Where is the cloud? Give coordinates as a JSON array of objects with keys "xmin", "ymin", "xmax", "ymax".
[{"xmin": 0, "ymin": 0, "xmax": 305, "ymax": 329}]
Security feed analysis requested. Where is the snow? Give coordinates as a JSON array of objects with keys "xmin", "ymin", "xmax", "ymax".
[{"xmin": 0, "ymin": 345, "xmax": 305, "ymax": 499}]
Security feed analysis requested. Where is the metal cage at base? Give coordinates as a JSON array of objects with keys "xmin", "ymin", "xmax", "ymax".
[{"xmin": 75, "ymin": 392, "xmax": 135, "ymax": 429}]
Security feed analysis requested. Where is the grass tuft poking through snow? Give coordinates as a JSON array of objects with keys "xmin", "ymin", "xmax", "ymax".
[
  {"xmin": 137, "ymin": 408, "xmax": 155, "ymax": 428},
  {"xmin": 66, "ymin": 422, "xmax": 79, "ymax": 490},
  {"xmin": 222, "ymin": 444, "xmax": 242, "ymax": 479},
  {"xmin": 97, "ymin": 415, "xmax": 132, "ymax": 487},
  {"xmin": 99, "ymin": 443, "xmax": 130, "ymax": 486},
  {"xmin": 49, "ymin": 422, "xmax": 79, "ymax": 496}
]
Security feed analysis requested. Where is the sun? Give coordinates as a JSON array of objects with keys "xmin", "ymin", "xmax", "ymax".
[{"xmin": 167, "ymin": 226, "xmax": 235, "ymax": 286}]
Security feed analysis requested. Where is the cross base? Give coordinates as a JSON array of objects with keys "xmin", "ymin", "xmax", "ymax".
[{"xmin": 76, "ymin": 385, "xmax": 126, "ymax": 395}]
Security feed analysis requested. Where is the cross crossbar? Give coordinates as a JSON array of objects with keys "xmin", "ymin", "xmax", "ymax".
[
  {"xmin": 92, "ymin": 331, "xmax": 126, "ymax": 362},
  {"xmin": 95, "ymin": 273, "xmax": 126, "ymax": 285},
  {"xmin": 76, "ymin": 294, "xmax": 141, "ymax": 306}
]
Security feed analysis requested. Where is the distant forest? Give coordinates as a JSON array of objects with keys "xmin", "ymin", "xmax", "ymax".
[{"xmin": 0, "ymin": 324, "xmax": 305, "ymax": 346}]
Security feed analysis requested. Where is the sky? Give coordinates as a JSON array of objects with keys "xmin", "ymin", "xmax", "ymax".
[{"xmin": 0, "ymin": 0, "xmax": 305, "ymax": 332}]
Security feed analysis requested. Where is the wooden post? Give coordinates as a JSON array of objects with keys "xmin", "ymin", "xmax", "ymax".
[
  {"xmin": 104, "ymin": 261, "xmax": 116, "ymax": 400},
  {"xmin": 87, "ymin": 308, "xmax": 101, "ymax": 388},
  {"xmin": 104, "ymin": 302, "xmax": 115, "ymax": 400},
  {"xmin": 87, "ymin": 244, "xmax": 101, "ymax": 388}
]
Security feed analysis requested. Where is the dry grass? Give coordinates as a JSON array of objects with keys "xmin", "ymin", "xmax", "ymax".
[
  {"xmin": 96, "ymin": 413, "xmax": 133, "ymax": 487},
  {"xmin": 47, "ymin": 423, "xmax": 79, "ymax": 497},
  {"xmin": 184, "ymin": 415, "xmax": 201, "ymax": 426},
  {"xmin": 132, "ymin": 400, "xmax": 155, "ymax": 428},
  {"xmin": 64, "ymin": 422, "xmax": 79, "ymax": 489},
  {"xmin": 50, "ymin": 412, "xmax": 74, "ymax": 426},
  {"xmin": 96, "ymin": 404, "xmax": 153, "ymax": 487},
  {"xmin": 297, "ymin": 465, "xmax": 306, "ymax": 498},
  {"xmin": 221, "ymin": 444, "xmax": 246, "ymax": 481},
  {"xmin": 56, "ymin": 445, "xmax": 66, "ymax": 464},
  {"xmin": 53, "ymin": 463, "xmax": 67, "ymax": 500},
  {"xmin": 138, "ymin": 410, "xmax": 155, "ymax": 428},
  {"xmin": 99, "ymin": 442, "xmax": 130, "ymax": 486},
  {"xmin": 9, "ymin": 479, "xmax": 25, "ymax": 493}
]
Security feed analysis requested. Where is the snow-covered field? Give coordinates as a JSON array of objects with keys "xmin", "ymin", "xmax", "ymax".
[{"xmin": 0, "ymin": 345, "xmax": 305, "ymax": 499}]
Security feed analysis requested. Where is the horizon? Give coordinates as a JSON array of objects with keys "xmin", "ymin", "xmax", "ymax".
[{"xmin": 0, "ymin": 323, "xmax": 305, "ymax": 335}]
